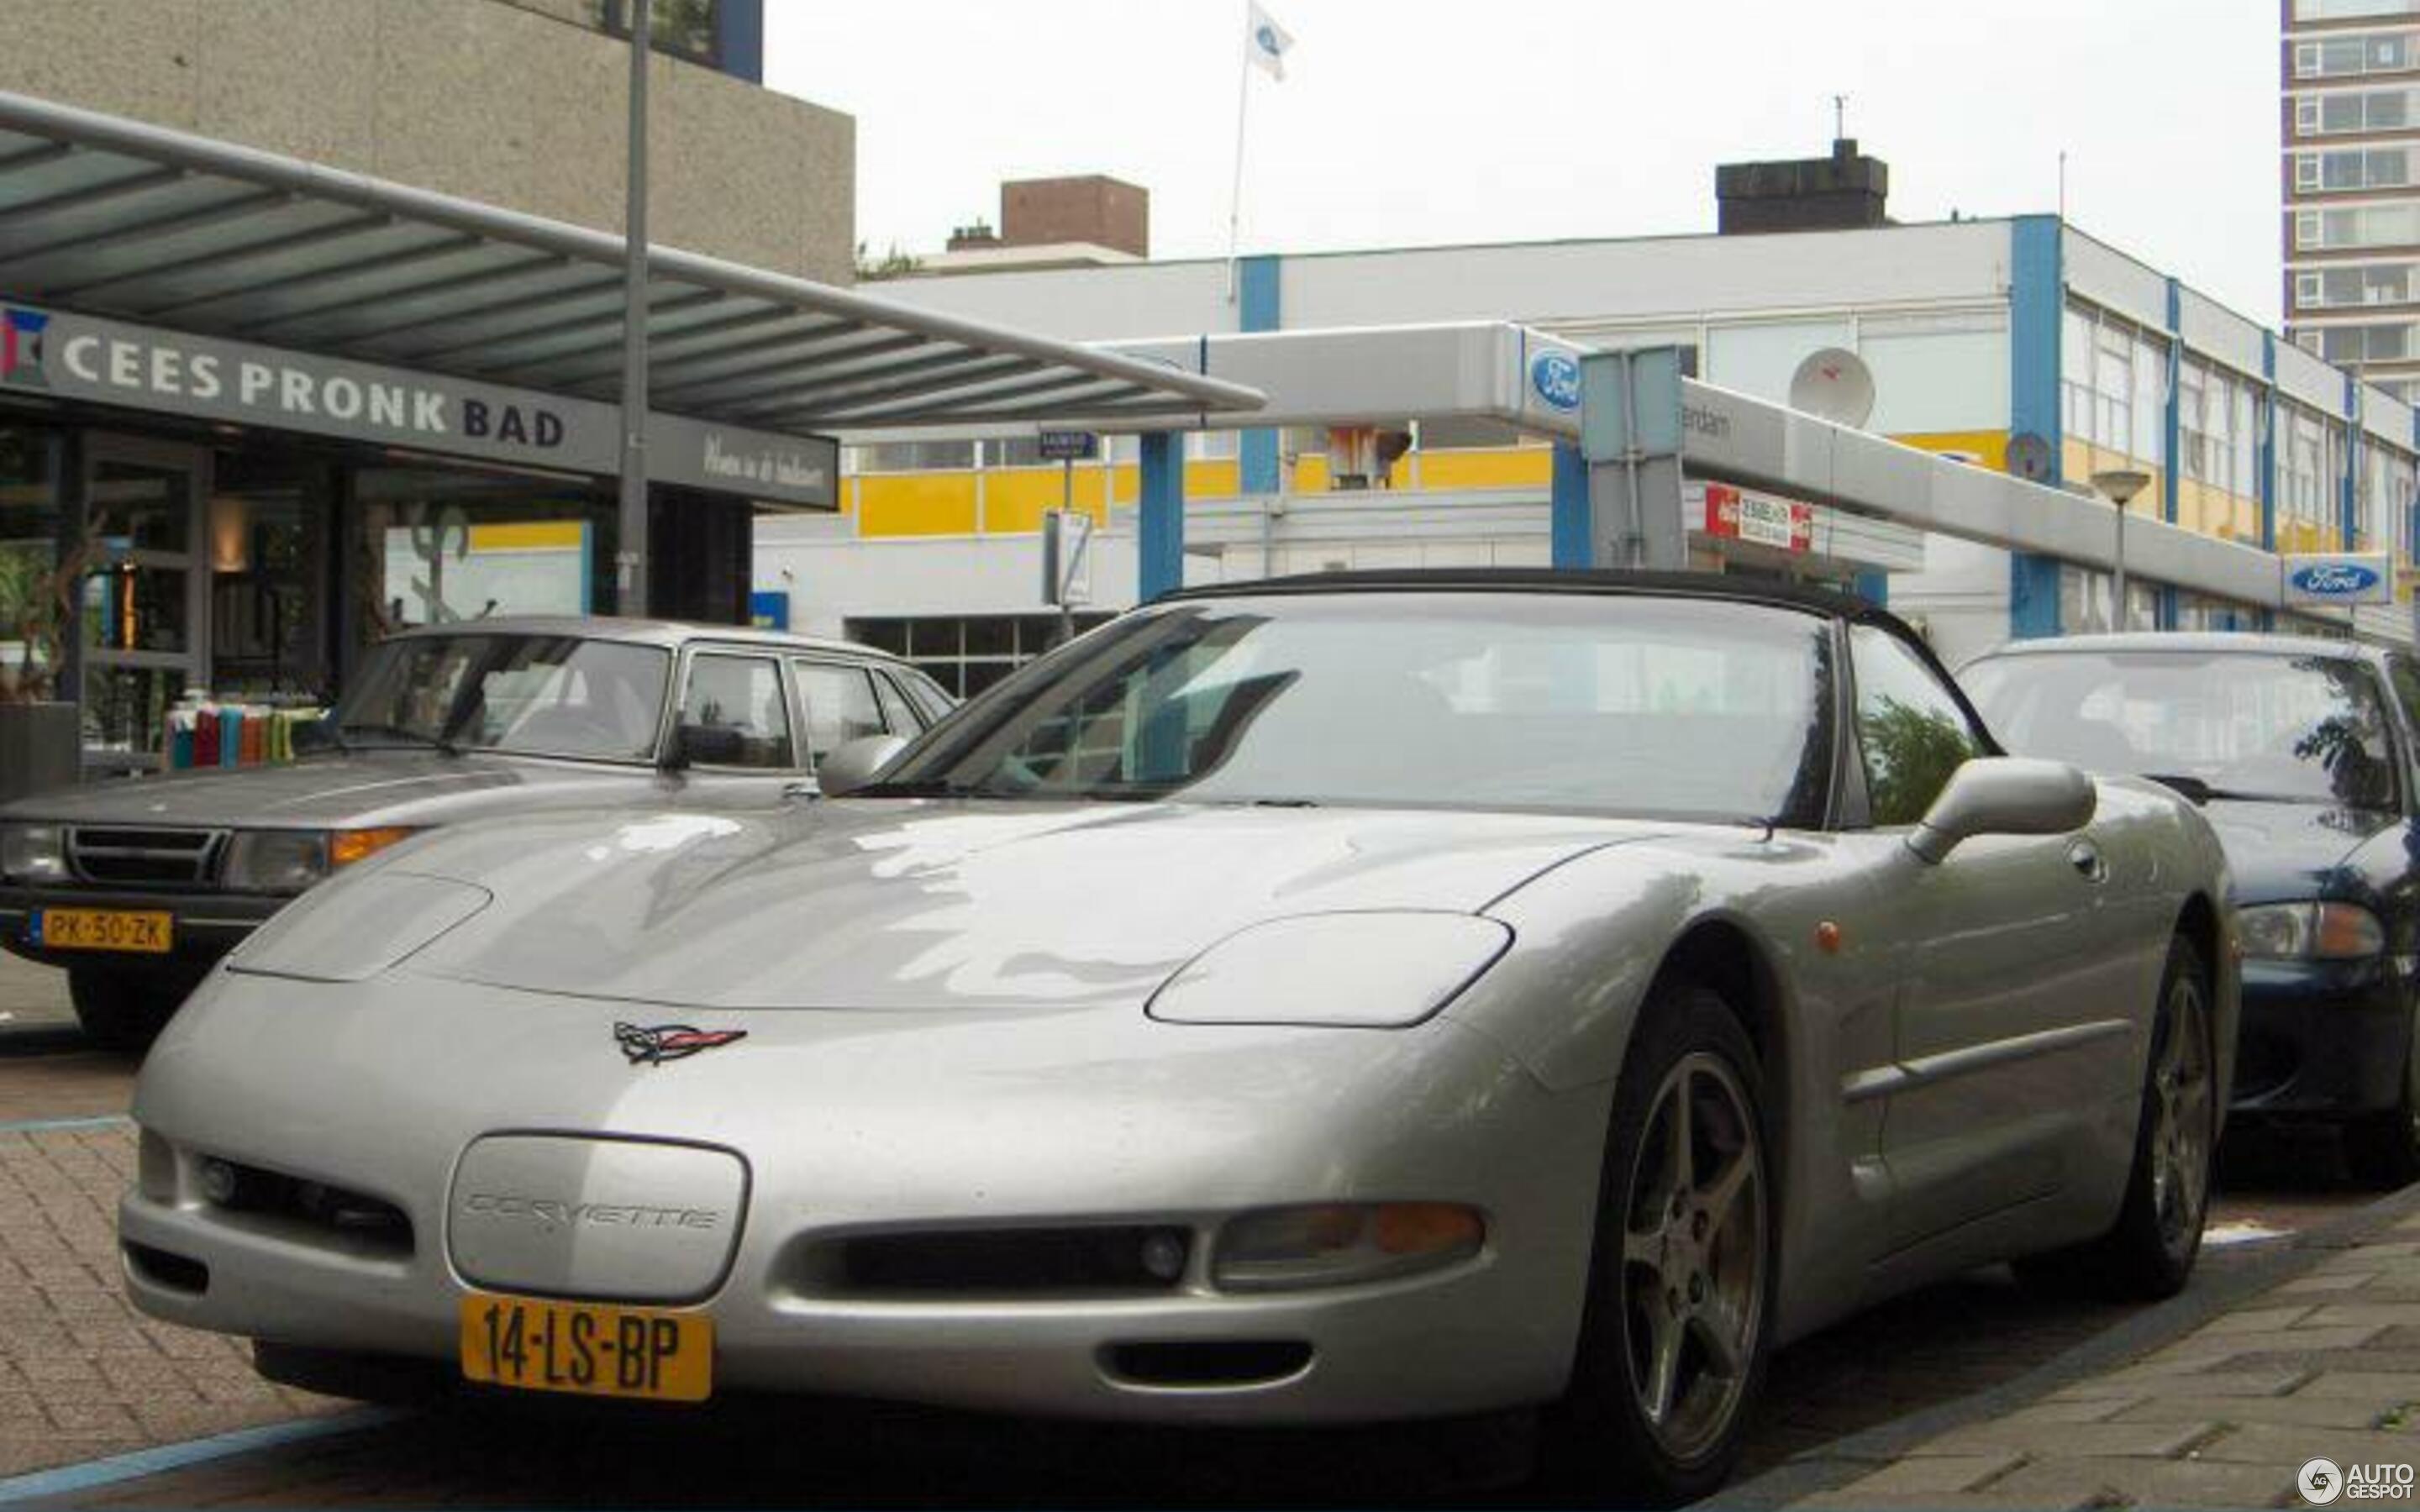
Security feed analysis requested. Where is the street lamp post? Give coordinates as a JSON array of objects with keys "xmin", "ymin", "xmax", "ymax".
[
  {"xmin": 617, "ymin": 0, "xmax": 652, "ymax": 617},
  {"xmin": 2091, "ymin": 469, "xmax": 2151, "ymax": 631}
]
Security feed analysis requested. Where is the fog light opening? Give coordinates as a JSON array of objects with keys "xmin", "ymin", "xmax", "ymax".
[
  {"xmin": 1104, "ymin": 1339, "xmax": 1314, "ymax": 1389},
  {"xmin": 124, "ymin": 1241, "xmax": 208, "ymax": 1295}
]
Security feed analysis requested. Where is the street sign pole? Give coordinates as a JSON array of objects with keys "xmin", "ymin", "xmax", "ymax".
[{"xmin": 1058, "ymin": 454, "xmax": 1076, "ymax": 646}]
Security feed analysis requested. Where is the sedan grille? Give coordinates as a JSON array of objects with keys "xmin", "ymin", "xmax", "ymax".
[{"xmin": 67, "ymin": 827, "xmax": 228, "ymax": 889}]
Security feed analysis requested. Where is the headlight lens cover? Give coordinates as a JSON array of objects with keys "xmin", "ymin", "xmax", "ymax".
[
  {"xmin": 1213, "ymin": 1203, "xmax": 1486, "ymax": 1292},
  {"xmin": 222, "ymin": 827, "xmax": 419, "ymax": 895},
  {"xmin": 1146, "ymin": 912, "xmax": 1512, "ymax": 1028},
  {"xmin": 229, "ymin": 870, "xmax": 490, "ymax": 982},
  {"xmin": 0, "ymin": 823, "xmax": 66, "ymax": 884},
  {"xmin": 2237, "ymin": 900, "xmax": 2386, "ymax": 960}
]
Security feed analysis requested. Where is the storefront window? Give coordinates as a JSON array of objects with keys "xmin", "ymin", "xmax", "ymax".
[
  {"xmin": 350, "ymin": 466, "xmax": 616, "ymax": 663},
  {"xmin": 208, "ymin": 452, "xmax": 334, "ymax": 704},
  {"xmin": 0, "ymin": 428, "xmax": 60, "ymax": 701}
]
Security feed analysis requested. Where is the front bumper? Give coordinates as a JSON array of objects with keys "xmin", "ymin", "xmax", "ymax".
[
  {"xmin": 118, "ymin": 971, "xmax": 1610, "ymax": 1426},
  {"xmin": 2229, "ymin": 956, "xmax": 2412, "ymax": 1118},
  {"xmin": 0, "ymin": 885, "xmax": 281, "ymax": 974}
]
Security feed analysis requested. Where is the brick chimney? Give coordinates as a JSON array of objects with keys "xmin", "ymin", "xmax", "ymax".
[{"xmin": 1715, "ymin": 139, "xmax": 1890, "ymax": 234}]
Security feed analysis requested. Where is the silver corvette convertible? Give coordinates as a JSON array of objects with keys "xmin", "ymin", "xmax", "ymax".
[{"xmin": 121, "ymin": 571, "xmax": 2234, "ymax": 1501}]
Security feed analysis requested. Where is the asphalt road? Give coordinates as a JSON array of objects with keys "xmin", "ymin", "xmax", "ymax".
[{"xmin": 0, "ymin": 1022, "xmax": 2386, "ymax": 1509}]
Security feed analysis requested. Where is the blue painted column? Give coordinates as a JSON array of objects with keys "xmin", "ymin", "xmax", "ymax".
[
  {"xmin": 1237, "ymin": 256, "xmax": 1282, "ymax": 494},
  {"xmin": 2344, "ymin": 371, "xmax": 2363, "ymax": 552},
  {"xmin": 2157, "ymin": 278, "xmax": 2182, "ymax": 630},
  {"xmin": 2008, "ymin": 215, "xmax": 2065, "ymax": 639},
  {"xmin": 2260, "ymin": 333, "xmax": 2279, "ymax": 630},
  {"xmin": 1853, "ymin": 569, "xmax": 1890, "ymax": 606},
  {"xmin": 1549, "ymin": 442, "xmax": 1589, "ymax": 568},
  {"xmin": 1139, "ymin": 431, "xmax": 1184, "ymax": 600}
]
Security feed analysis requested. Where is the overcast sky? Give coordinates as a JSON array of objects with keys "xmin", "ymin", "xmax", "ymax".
[{"xmin": 768, "ymin": 1, "xmax": 2283, "ymax": 327}]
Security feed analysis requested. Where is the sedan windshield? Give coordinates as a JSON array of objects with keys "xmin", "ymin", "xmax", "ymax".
[
  {"xmin": 868, "ymin": 593, "xmax": 1834, "ymax": 823},
  {"xmin": 1963, "ymin": 650, "xmax": 2401, "ymax": 810},
  {"xmin": 336, "ymin": 634, "xmax": 671, "ymax": 763}
]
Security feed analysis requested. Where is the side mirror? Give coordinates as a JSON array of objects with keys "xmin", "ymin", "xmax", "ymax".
[
  {"xmin": 816, "ymin": 733, "xmax": 909, "ymax": 796},
  {"xmin": 1907, "ymin": 757, "xmax": 2096, "ymax": 865},
  {"xmin": 664, "ymin": 722, "xmax": 746, "ymax": 772}
]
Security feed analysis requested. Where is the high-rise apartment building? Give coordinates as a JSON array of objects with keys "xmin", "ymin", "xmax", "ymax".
[{"xmin": 2284, "ymin": 0, "xmax": 2420, "ymax": 400}]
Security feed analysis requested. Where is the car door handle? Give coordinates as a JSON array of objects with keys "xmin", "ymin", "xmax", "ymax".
[
  {"xmin": 2067, "ymin": 838, "xmax": 2107, "ymax": 883},
  {"xmin": 782, "ymin": 780, "xmax": 819, "ymax": 801}
]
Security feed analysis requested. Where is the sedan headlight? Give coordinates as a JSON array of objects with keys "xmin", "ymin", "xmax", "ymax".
[
  {"xmin": 222, "ymin": 827, "xmax": 419, "ymax": 895},
  {"xmin": 1146, "ymin": 912, "xmax": 1512, "ymax": 1027},
  {"xmin": 0, "ymin": 823, "xmax": 66, "ymax": 884},
  {"xmin": 2237, "ymin": 900, "xmax": 2385, "ymax": 960}
]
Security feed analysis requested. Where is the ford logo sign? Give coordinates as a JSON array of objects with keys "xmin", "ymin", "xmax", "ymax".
[
  {"xmin": 1530, "ymin": 351, "xmax": 1582, "ymax": 412},
  {"xmin": 2291, "ymin": 562, "xmax": 2382, "ymax": 596}
]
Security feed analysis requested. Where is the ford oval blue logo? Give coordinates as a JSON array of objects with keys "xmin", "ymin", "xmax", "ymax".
[
  {"xmin": 1530, "ymin": 351, "xmax": 1581, "ymax": 412},
  {"xmin": 2291, "ymin": 562, "xmax": 2382, "ymax": 596}
]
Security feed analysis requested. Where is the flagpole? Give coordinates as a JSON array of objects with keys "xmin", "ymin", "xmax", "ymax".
[{"xmin": 1226, "ymin": 0, "xmax": 1252, "ymax": 303}]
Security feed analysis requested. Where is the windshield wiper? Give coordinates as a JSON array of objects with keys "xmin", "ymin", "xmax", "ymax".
[
  {"xmin": 850, "ymin": 777, "xmax": 1010, "ymax": 799},
  {"xmin": 338, "ymin": 722, "xmax": 460, "ymax": 757},
  {"xmin": 2142, "ymin": 774, "xmax": 2320, "ymax": 806}
]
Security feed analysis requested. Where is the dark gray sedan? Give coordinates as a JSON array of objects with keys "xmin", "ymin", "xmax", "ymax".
[{"xmin": 0, "ymin": 617, "xmax": 951, "ymax": 1046}]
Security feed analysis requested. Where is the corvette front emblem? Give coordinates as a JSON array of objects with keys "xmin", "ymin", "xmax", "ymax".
[{"xmin": 614, "ymin": 1021, "xmax": 747, "ymax": 1066}]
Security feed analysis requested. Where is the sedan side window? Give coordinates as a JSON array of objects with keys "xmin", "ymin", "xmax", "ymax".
[
  {"xmin": 1851, "ymin": 626, "xmax": 1988, "ymax": 826},
  {"xmin": 793, "ymin": 662, "xmax": 887, "ymax": 769},
  {"xmin": 678, "ymin": 653, "xmax": 795, "ymax": 769},
  {"xmin": 871, "ymin": 670, "xmax": 923, "ymax": 735}
]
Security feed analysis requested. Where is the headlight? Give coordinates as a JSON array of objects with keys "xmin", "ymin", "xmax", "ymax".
[
  {"xmin": 1146, "ymin": 912, "xmax": 1512, "ymax": 1027},
  {"xmin": 0, "ymin": 823, "xmax": 66, "ymax": 884},
  {"xmin": 222, "ymin": 827, "xmax": 418, "ymax": 895},
  {"xmin": 1213, "ymin": 1203, "xmax": 1486, "ymax": 1292},
  {"xmin": 2237, "ymin": 900, "xmax": 2385, "ymax": 960}
]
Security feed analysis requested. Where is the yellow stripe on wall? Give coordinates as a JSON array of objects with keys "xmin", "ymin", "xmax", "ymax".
[
  {"xmin": 466, "ymin": 521, "xmax": 586, "ymax": 551},
  {"xmin": 858, "ymin": 475, "xmax": 979, "ymax": 536}
]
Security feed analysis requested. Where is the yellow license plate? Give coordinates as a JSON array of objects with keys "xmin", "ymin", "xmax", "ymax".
[
  {"xmin": 459, "ymin": 1292, "xmax": 712, "ymax": 1402},
  {"xmin": 34, "ymin": 908, "xmax": 172, "ymax": 953}
]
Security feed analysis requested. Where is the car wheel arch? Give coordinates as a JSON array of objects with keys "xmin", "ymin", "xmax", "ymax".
[{"xmin": 1644, "ymin": 918, "xmax": 1791, "ymax": 1175}]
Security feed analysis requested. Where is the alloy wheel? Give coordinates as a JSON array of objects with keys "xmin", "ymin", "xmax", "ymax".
[
  {"xmin": 1619, "ymin": 1051, "xmax": 1766, "ymax": 1464},
  {"xmin": 2149, "ymin": 971, "xmax": 2213, "ymax": 1255}
]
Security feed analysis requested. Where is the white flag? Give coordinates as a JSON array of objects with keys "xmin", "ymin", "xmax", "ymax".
[{"xmin": 1247, "ymin": 3, "xmax": 1294, "ymax": 80}]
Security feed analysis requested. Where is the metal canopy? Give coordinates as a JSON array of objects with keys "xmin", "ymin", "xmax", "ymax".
[{"xmin": 0, "ymin": 90, "xmax": 1262, "ymax": 431}]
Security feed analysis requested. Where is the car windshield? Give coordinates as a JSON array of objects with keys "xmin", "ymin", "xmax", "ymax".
[
  {"xmin": 1962, "ymin": 650, "xmax": 2402, "ymax": 810},
  {"xmin": 867, "ymin": 593, "xmax": 1834, "ymax": 823},
  {"xmin": 335, "ymin": 633, "xmax": 671, "ymax": 763}
]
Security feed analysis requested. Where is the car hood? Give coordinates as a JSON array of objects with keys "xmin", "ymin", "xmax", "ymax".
[
  {"xmin": 377, "ymin": 800, "xmax": 1658, "ymax": 1012},
  {"xmin": 1, "ymin": 752, "xmax": 633, "ymax": 829},
  {"xmin": 2199, "ymin": 798, "xmax": 2398, "ymax": 903}
]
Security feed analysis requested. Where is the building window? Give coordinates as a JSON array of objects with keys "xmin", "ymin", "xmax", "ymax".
[
  {"xmin": 854, "ymin": 438, "xmax": 977, "ymax": 473},
  {"xmin": 2296, "ymin": 260, "xmax": 2419, "ymax": 309},
  {"xmin": 2296, "ymin": 0, "xmax": 2420, "ymax": 18},
  {"xmin": 2295, "ymin": 87, "xmax": 2420, "ymax": 135},
  {"xmin": 2299, "ymin": 146, "xmax": 2417, "ymax": 192},
  {"xmin": 2317, "ymin": 321, "xmax": 2417, "ymax": 362},
  {"xmin": 597, "ymin": 0, "xmax": 720, "ymax": 67},
  {"xmin": 2063, "ymin": 302, "xmax": 2165, "ymax": 464},
  {"xmin": 845, "ymin": 612, "xmax": 1118, "ymax": 700},
  {"xmin": 2298, "ymin": 202, "xmax": 2420, "ymax": 249},
  {"xmin": 2296, "ymin": 29, "xmax": 2417, "ymax": 77}
]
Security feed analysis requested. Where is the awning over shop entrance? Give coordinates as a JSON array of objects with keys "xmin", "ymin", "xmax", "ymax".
[{"xmin": 0, "ymin": 90, "xmax": 1262, "ymax": 434}]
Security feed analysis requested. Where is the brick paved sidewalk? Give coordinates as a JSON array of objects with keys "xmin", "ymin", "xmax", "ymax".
[
  {"xmin": 1784, "ymin": 1217, "xmax": 2420, "ymax": 1509},
  {"xmin": 0, "ymin": 1121, "xmax": 333, "ymax": 1481}
]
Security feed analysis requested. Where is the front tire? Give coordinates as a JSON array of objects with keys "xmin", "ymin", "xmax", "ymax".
[
  {"xmin": 2018, "ymin": 934, "xmax": 2215, "ymax": 1299},
  {"xmin": 1537, "ymin": 982, "xmax": 1774, "ymax": 1505},
  {"xmin": 2345, "ymin": 1001, "xmax": 2420, "ymax": 1189},
  {"xmin": 67, "ymin": 967, "xmax": 188, "ymax": 1052}
]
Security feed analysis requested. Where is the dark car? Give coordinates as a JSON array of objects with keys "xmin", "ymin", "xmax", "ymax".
[
  {"xmin": 1962, "ymin": 633, "xmax": 2420, "ymax": 1184},
  {"xmin": 1, "ymin": 617, "xmax": 953, "ymax": 1047}
]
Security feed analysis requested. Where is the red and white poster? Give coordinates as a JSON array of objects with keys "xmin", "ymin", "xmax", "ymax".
[{"xmin": 1702, "ymin": 482, "xmax": 1815, "ymax": 554}]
